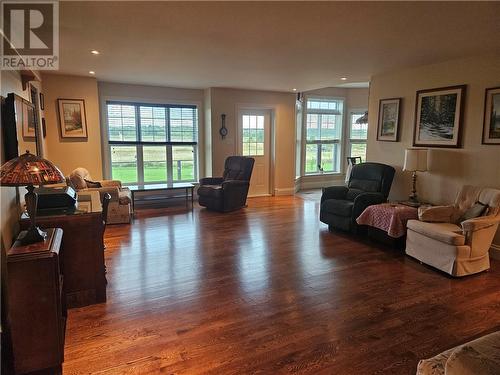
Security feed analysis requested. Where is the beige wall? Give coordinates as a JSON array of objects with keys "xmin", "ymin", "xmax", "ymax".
[
  {"xmin": 42, "ymin": 74, "xmax": 103, "ymax": 179},
  {"xmin": 208, "ymin": 88, "xmax": 297, "ymax": 194},
  {"xmin": 366, "ymin": 55, "xmax": 500, "ymax": 249},
  {"xmin": 97, "ymin": 82, "xmax": 206, "ymax": 178},
  {"xmin": 0, "ymin": 71, "xmax": 43, "ymax": 249}
]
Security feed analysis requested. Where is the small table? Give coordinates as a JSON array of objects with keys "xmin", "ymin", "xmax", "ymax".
[
  {"xmin": 357, "ymin": 203, "xmax": 418, "ymax": 238},
  {"xmin": 356, "ymin": 203, "xmax": 419, "ymax": 246},
  {"xmin": 128, "ymin": 183, "xmax": 195, "ymax": 215}
]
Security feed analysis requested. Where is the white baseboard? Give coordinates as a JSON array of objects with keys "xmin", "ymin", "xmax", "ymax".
[
  {"xmin": 490, "ymin": 244, "xmax": 500, "ymax": 260},
  {"xmin": 274, "ymin": 187, "xmax": 295, "ymax": 196}
]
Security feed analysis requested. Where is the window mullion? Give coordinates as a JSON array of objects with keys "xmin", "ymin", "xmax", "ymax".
[
  {"xmin": 136, "ymin": 144, "xmax": 144, "ymax": 184},
  {"xmin": 166, "ymin": 145, "xmax": 173, "ymax": 184}
]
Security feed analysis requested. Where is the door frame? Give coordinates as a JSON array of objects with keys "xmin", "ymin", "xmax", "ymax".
[{"xmin": 235, "ymin": 104, "xmax": 275, "ymax": 197}]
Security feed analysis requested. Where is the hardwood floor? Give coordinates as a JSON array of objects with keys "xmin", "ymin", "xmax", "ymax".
[{"xmin": 63, "ymin": 195, "xmax": 500, "ymax": 374}]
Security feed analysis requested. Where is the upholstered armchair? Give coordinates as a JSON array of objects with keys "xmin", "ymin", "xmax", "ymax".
[
  {"xmin": 320, "ymin": 162, "xmax": 396, "ymax": 232},
  {"xmin": 406, "ymin": 185, "xmax": 500, "ymax": 277},
  {"xmin": 198, "ymin": 156, "xmax": 255, "ymax": 212},
  {"xmin": 67, "ymin": 168, "xmax": 132, "ymax": 224}
]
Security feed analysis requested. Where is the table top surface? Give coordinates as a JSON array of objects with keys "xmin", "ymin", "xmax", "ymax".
[{"xmin": 127, "ymin": 183, "xmax": 194, "ymax": 192}]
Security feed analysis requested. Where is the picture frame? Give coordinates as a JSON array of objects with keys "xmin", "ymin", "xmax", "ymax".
[
  {"xmin": 22, "ymin": 100, "xmax": 36, "ymax": 138},
  {"xmin": 42, "ymin": 117, "xmax": 47, "ymax": 138},
  {"xmin": 482, "ymin": 86, "xmax": 500, "ymax": 145},
  {"xmin": 57, "ymin": 98, "xmax": 88, "ymax": 139},
  {"xmin": 39, "ymin": 92, "xmax": 44, "ymax": 110},
  {"xmin": 413, "ymin": 85, "xmax": 466, "ymax": 148},
  {"xmin": 377, "ymin": 98, "xmax": 401, "ymax": 142}
]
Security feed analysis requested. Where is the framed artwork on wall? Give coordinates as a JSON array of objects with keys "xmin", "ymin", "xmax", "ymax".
[
  {"xmin": 57, "ymin": 98, "xmax": 88, "ymax": 139},
  {"xmin": 22, "ymin": 100, "xmax": 36, "ymax": 138},
  {"xmin": 482, "ymin": 86, "xmax": 500, "ymax": 145},
  {"xmin": 413, "ymin": 85, "xmax": 466, "ymax": 148},
  {"xmin": 377, "ymin": 98, "xmax": 401, "ymax": 142}
]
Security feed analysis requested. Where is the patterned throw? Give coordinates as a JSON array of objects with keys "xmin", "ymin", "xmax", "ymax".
[{"xmin": 356, "ymin": 203, "xmax": 418, "ymax": 238}]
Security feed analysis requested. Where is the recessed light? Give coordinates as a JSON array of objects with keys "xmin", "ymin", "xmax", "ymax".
[
  {"xmin": 89, "ymin": 70, "xmax": 95, "ymax": 75},
  {"xmin": 91, "ymin": 50, "xmax": 100, "ymax": 55},
  {"xmin": 341, "ymin": 77, "xmax": 347, "ymax": 81},
  {"xmin": 292, "ymin": 88, "xmax": 297, "ymax": 91}
]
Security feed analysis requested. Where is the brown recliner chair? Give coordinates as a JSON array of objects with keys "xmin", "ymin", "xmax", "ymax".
[{"xmin": 198, "ymin": 156, "xmax": 255, "ymax": 212}]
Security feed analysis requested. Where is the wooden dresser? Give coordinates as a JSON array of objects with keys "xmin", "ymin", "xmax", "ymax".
[
  {"xmin": 6, "ymin": 228, "xmax": 66, "ymax": 374},
  {"xmin": 20, "ymin": 193, "xmax": 107, "ymax": 308}
]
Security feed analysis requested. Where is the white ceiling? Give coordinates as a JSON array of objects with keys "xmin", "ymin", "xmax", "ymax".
[{"xmin": 55, "ymin": 1, "xmax": 500, "ymax": 92}]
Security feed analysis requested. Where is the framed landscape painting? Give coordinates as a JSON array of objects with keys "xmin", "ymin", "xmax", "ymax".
[
  {"xmin": 377, "ymin": 98, "xmax": 401, "ymax": 141},
  {"xmin": 482, "ymin": 87, "xmax": 500, "ymax": 145},
  {"xmin": 413, "ymin": 85, "xmax": 466, "ymax": 148},
  {"xmin": 58, "ymin": 98, "xmax": 88, "ymax": 138}
]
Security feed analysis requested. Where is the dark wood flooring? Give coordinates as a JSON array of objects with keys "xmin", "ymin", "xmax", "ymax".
[{"xmin": 63, "ymin": 195, "xmax": 500, "ymax": 374}]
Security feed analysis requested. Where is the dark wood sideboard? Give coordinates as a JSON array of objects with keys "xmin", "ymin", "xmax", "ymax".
[
  {"xmin": 20, "ymin": 208, "xmax": 106, "ymax": 308},
  {"xmin": 6, "ymin": 228, "xmax": 66, "ymax": 374}
]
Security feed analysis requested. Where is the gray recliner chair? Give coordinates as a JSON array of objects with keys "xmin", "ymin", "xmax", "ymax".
[{"xmin": 320, "ymin": 162, "xmax": 395, "ymax": 232}]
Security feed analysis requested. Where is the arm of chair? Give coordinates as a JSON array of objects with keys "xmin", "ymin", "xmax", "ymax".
[
  {"xmin": 321, "ymin": 186, "xmax": 348, "ymax": 204},
  {"xmin": 352, "ymin": 192, "xmax": 386, "ymax": 219},
  {"xmin": 99, "ymin": 179, "xmax": 122, "ymax": 188},
  {"xmin": 200, "ymin": 177, "xmax": 224, "ymax": 185},
  {"xmin": 461, "ymin": 215, "xmax": 500, "ymax": 254},
  {"xmin": 461, "ymin": 215, "xmax": 500, "ymax": 233},
  {"xmin": 222, "ymin": 180, "xmax": 249, "ymax": 190},
  {"xmin": 418, "ymin": 205, "xmax": 456, "ymax": 223},
  {"xmin": 84, "ymin": 186, "xmax": 120, "ymax": 202}
]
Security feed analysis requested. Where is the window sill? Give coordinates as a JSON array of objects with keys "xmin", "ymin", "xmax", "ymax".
[{"xmin": 303, "ymin": 172, "xmax": 344, "ymax": 177}]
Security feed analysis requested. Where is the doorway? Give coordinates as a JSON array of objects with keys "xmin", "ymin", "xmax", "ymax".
[{"xmin": 238, "ymin": 109, "xmax": 272, "ymax": 197}]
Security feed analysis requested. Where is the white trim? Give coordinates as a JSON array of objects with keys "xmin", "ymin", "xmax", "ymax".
[
  {"xmin": 235, "ymin": 103, "xmax": 277, "ymax": 196},
  {"xmin": 490, "ymin": 243, "xmax": 500, "ymax": 260},
  {"xmin": 274, "ymin": 187, "xmax": 295, "ymax": 196}
]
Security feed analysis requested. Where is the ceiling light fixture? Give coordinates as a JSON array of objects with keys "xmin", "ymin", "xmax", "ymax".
[
  {"xmin": 292, "ymin": 88, "xmax": 297, "ymax": 91},
  {"xmin": 89, "ymin": 71, "xmax": 95, "ymax": 75},
  {"xmin": 341, "ymin": 77, "xmax": 347, "ymax": 81},
  {"xmin": 91, "ymin": 50, "xmax": 100, "ymax": 55}
]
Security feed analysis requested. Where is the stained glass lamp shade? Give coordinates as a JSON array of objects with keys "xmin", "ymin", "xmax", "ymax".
[{"xmin": 0, "ymin": 151, "xmax": 65, "ymax": 244}]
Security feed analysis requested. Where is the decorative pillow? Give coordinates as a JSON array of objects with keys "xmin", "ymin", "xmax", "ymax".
[
  {"xmin": 69, "ymin": 173, "xmax": 87, "ymax": 190},
  {"xmin": 85, "ymin": 179, "xmax": 102, "ymax": 188},
  {"xmin": 460, "ymin": 202, "xmax": 488, "ymax": 222}
]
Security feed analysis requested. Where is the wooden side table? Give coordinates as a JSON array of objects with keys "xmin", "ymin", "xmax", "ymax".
[{"xmin": 6, "ymin": 228, "xmax": 66, "ymax": 374}]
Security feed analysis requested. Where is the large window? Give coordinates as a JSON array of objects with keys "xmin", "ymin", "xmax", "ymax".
[
  {"xmin": 348, "ymin": 112, "xmax": 368, "ymax": 161},
  {"xmin": 304, "ymin": 98, "xmax": 344, "ymax": 174},
  {"xmin": 106, "ymin": 102, "xmax": 198, "ymax": 185}
]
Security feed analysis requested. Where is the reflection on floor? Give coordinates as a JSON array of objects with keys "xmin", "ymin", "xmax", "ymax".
[{"xmin": 63, "ymin": 195, "xmax": 500, "ymax": 374}]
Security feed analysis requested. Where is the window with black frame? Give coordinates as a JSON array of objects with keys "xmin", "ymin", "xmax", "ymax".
[{"xmin": 106, "ymin": 102, "xmax": 198, "ymax": 185}]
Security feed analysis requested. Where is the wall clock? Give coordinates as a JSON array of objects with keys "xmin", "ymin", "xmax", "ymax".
[{"xmin": 220, "ymin": 113, "xmax": 228, "ymax": 139}]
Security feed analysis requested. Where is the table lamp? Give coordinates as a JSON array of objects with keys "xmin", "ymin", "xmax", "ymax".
[
  {"xmin": 0, "ymin": 151, "xmax": 65, "ymax": 245},
  {"xmin": 403, "ymin": 148, "xmax": 428, "ymax": 204}
]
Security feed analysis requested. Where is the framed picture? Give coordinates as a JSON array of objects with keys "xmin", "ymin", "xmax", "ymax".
[
  {"xmin": 22, "ymin": 101, "xmax": 36, "ymax": 138},
  {"xmin": 39, "ymin": 92, "xmax": 44, "ymax": 110},
  {"xmin": 482, "ymin": 87, "xmax": 500, "ymax": 145},
  {"xmin": 413, "ymin": 85, "xmax": 466, "ymax": 148},
  {"xmin": 57, "ymin": 98, "xmax": 88, "ymax": 138},
  {"xmin": 377, "ymin": 98, "xmax": 401, "ymax": 141},
  {"xmin": 42, "ymin": 117, "xmax": 47, "ymax": 138}
]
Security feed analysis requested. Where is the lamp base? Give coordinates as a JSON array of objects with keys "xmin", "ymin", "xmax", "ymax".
[{"xmin": 18, "ymin": 227, "xmax": 47, "ymax": 246}]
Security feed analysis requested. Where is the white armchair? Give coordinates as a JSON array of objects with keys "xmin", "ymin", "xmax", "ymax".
[
  {"xmin": 68, "ymin": 168, "xmax": 132, "ymax": 224},
  {"xmin": 406, "ymin": 185, "xmax": 500, "ymax": 277}
]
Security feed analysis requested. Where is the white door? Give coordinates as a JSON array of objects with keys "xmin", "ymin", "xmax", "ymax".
[{"xmin": 238, "ymin": 109, "xmax": 271, "ymax": 197}]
